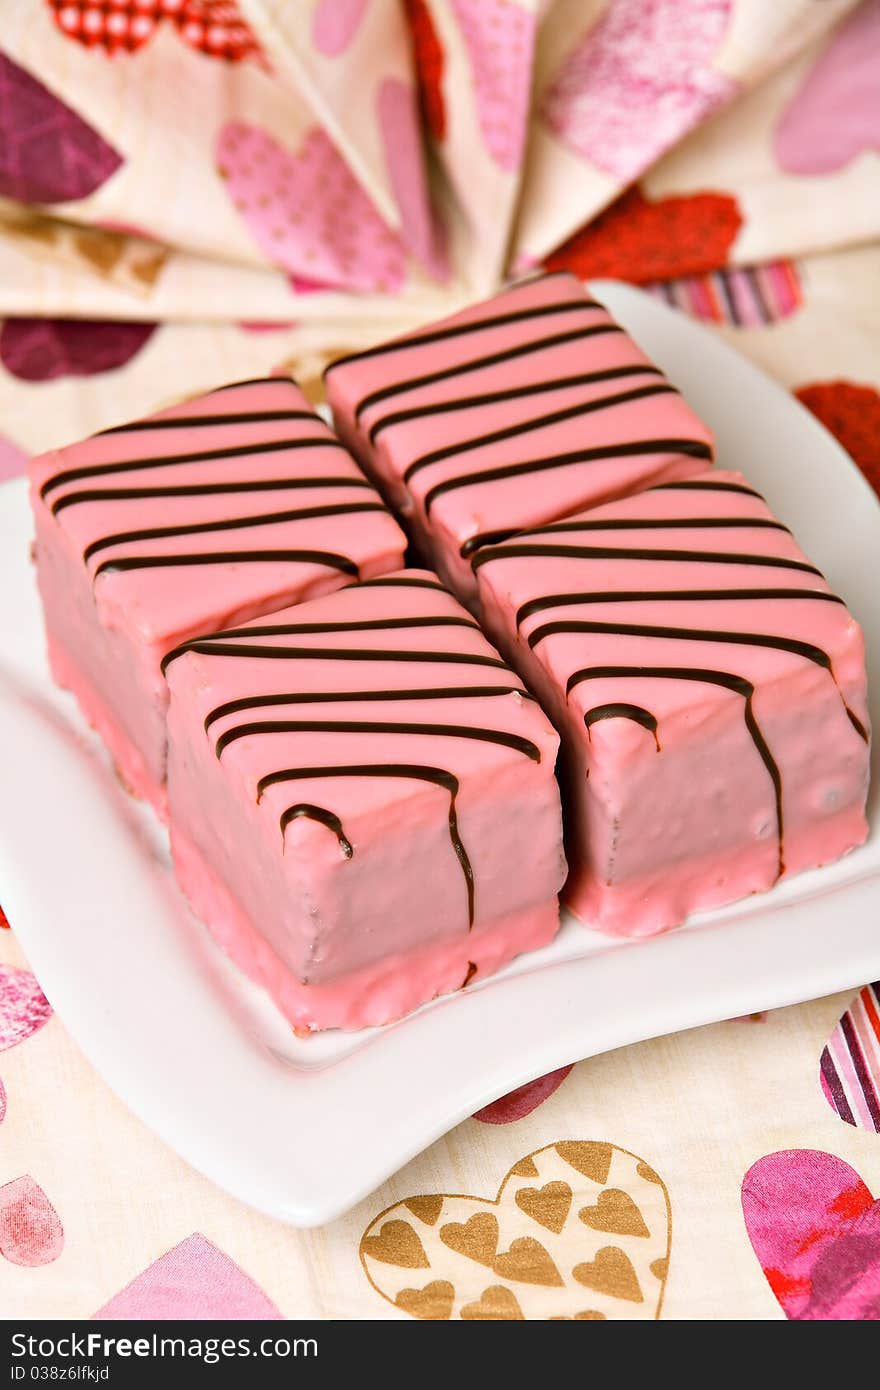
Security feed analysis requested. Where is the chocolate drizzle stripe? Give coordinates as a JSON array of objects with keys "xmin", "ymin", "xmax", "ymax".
[
  {"xmin": 83, "ymin": 502, "xmax": 388, "ymax": 563},
  {"xmin": 96, "ymin": 410, "xmax": 316, "ymax": 436},
  {"xmin": 460, "ymin": 529, "xmax": 521, "ymax": 557},
  {"xmin": 52, "ymin": 476, "xmax": 374, "ymax": 515},
  {"xmin": 204, "ymin": 685, "xmax": 531, "ymax": 731},
  {"xmin": 655, "ymin": 480, "xmax": 763, "ymax": 498},
  {"xmin": 567, "ymin": 665, "xmax": 784, "ymax": 877},
  {"xmin": 264, "ymin": 764, "xmax": 475, "ymax": 926},
  {"xmin": 162, "ymin": 641, "xmax": 507, "ymax": 674},
  {"xmin": 426, "ymin": 439, "xmax": 714, "ymax": 517},
  {"xmin": 515, "ymin": 588, "xmax": 844, "ymax": 625},
  {"xmin": 327, "ymin": 292, "xmax": 602, "ymax": 380},
  {"xmin": 40, "ymin": 436, "xmax": 344, "ymax": 499},
  {"xmin": 353, "ymin": 325, "xmax": 623, "ymax": 422},
  {"xmin": 402, "ymin": 384, "xmax": 677, "ymax": 487},
  {"xmin": 93, "ymin": 549, "xmax": 359, "ymax": 581},
  {"xmin": 471, "ymin": 541, "xmax": 821, "ymax": 575},
  {"xmin": 523, "ymin": 518, "xmax": 790, "ymax": 537},
  {"xmin": 355, "ymin": 576, "xmax": 448, "ymax": 592},
  {"xmin": 461, "ymin": 512, "xmax": 774, "ymax": 561},
  {"xmin": 167, "ymin": 615, "xmax": 480, "ymax": 663},
  {"xmin": 528, "ymin": 618, "xmax": 834, "ymax": 669},
  {"xmin": 584, "ymin": 703, "xmax": 660, "ymax": 751},
  {"xmin": 194, "ymin": 615, "xmax": 480, "ymax": 641},
  {"xmin": 368, "ymin": 365, "xmax": 665, "ymax": 443},
  {"xmin": 215, "ymin": 719, "xmax": 541, "ymax": 761},
  {"xmin": 531, "ymin": 619, "xmax": 867, "ymax": 744},
  {"xmin": 281, "ymin": 804, "xmax": 352, "ymax": 858}
]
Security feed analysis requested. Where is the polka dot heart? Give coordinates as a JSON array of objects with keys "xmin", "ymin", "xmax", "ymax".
[
  {"xmin": 217, "ymin": 122, "xmax": 407, "ymax": 294},
  {"xmin": 46, "ymin": 0, "xmax": 265, "ymax": 66}
]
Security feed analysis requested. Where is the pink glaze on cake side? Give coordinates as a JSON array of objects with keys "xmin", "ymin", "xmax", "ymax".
[
  {"xmin": 324, "ymin": 271, "xmax": 714, "ymax": 601},
  {"xmin": 164, "ymin": 571, "xmax": 566, "ymax": 1031},
  {"xmin": 475, "ymin": 470, "xmax": 871, "ymax": 936},
  {"xmin": 28, "ymin": 378, "xmax": 406, "ymax": 813}
]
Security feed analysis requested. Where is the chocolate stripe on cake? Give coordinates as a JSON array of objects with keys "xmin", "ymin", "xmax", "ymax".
[
  {"xmin": 355, "ymin": 575, "xmax": 448, "ymax": 592},
  {"xmin": 461, "ymin": 517, "xmax": 784, "ymax": 561},
  {"xmin": 214, "ymin": 719, "xmax": 541, "ymax": 761},
  {"xmin": 426, "ymin": 439, "xmax": 714, "ymax": 517},
  {"xmin": 354, "ymin": 325, "xmax": 622, "ymax": 421},
  {"xmin": 326, "ymin": 288, "xmax": 601, "ymax": 379},
  {"xmin": 162, "ymin": 641, "xmax": 508, "ymax": 674},
  {"xmin": 472, "ymin": 542, "xmax": 821, "ymax": 575},
  {"xmin": 515, "ymin": 588, "xmax": 845, "ymax": 625},
  {"xmin": 527, "ymin": 617, "xmax": 866, "ymax": 738},
  {"xmin": 280, "ymin": 804, "xmax": 353, "ymax": 858},
  {"xmin": 402, "ymin": 385, "xmax": 677, "ymax": 487},
  {"xmin": 264, "ymin": 764, "xmax": 476, "ymax": 925},
  {"xmin": 94, "ymin": 549, "xmax": 360, "ymax": 581},
  {"xmin": 523, "ymin": 517, "xmax": 790, "ymax": 537},
  {"xmin": 204, "ymin": 685, "xmax": 532, "ymax": 731},
  {"xmin": 584, "ymin": 703, "xmax": 660, "ymax": 751},
  {"xmin": 167, "ymin": 613, "xmax": 481, "ymax": 661},
  {"xmin": 82, "ymin": 502, "xmax": 388, "ymax": 563},
  {"xmin": 40, "ymin": 436, "xmax": 345, "ymax": 499},
  {"xmin": 52, "ymin": 476, "xmax": 374, "ymax": 515},
  {"xmin": 655, "ymin": 480, "xmax": 764, "ymax": 497},
  {"xmin": 201, "ymin": 615, "xmax": 481, "ymax": 638},
  {"xmin": 567, "ymin": 664, "xmax": 785, "ymax": 877},
  {"xmin": 96, "ymin": 409, "xmax": 316, "ymax": 436},
  {"xmin": 368, "ymin": 365, "xmax": 665, "ymax": 444}
]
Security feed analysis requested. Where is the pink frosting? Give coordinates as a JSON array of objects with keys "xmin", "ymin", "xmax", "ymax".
[
  {"xmin": 325, "ymin": 271, "xmax": 714, "ymax": 601},
  {"xmin": 476, "ymin": 470, "xmax": 871, "ymax": 936},
  {"xmin": 29, "ymin": 378, "xmax": 406, "ymax": 812},
  {"xmin": 165, "ymin": 570, "xmax": 565, "ymax": 1031}
]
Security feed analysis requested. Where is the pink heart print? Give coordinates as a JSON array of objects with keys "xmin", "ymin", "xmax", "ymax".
[
  {"xmin": 93, "ymin": 1234, "xmax": 282, "ymax": 1319},
  {"xmin": 376, "ymin": 79, "xmax": 449, "ymax": 281},
  {"xmin": 0, "ymin": 965, "xmax": 52, "ymax": 1051},
  {"xmin": 217, "ymin": 122, "xmax": 407, "ymax": 293},
  {"xmin": 450, "ymin": 0, "xmax": 536, "ymax": 173},
  {"xmin": 0, "ymin": 50, "xmax": 123, "ymax": 203},
  {"xmin": 0, "ymin": 1177, "xmax": 64, "ymax": 1267},
  {"xmin": 774, "ymin": 0, "xmax": 880, "ymax": 175},
  {"xmin": 541, "ymin": 0, "xmax": 737, "ymax": 181},
  {"xmin": 472, "ymin": 1065, "xmax": 574, "ymax": 1123},
  {"xmin": 0, "ymin": 319, "xmax": 157, "ymax": 382},
  {"xmin": 742, "ymin": 1149, "xmax": 880, "ymax": 1319},
  {"xmin": 312, "ymin": 0, "xmax": 370, "ymax": 56}
]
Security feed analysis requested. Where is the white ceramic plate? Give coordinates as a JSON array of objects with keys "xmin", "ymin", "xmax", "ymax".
[{"xmin": 1, "ymin": 281, "xmax": 878, "ymax": 1228}]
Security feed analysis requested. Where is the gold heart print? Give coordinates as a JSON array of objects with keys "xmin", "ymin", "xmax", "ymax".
[{"xmin": 360, "ymin": 1142, "xmax": 672, "ymax": 1320}]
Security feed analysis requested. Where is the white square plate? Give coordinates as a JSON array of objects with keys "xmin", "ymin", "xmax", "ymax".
[{"xmin": 1, "ymin": 281, "xmax": 878, "ymax": 1227}]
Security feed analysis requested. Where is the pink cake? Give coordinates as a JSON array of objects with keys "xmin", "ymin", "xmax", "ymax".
[
  {"xmin": 29, "ymin": 377, "xmax": 406, "ymax": 814},
  {"xmin": 324, "ymin": 271, "xmax": 714, "ymax": 602},
  {"xmin": 475, "ymin": 470, "xmax": 871, "ymax": 937},
  {"xmin": 164, "ymin": 570, "xmax": 566, "ymax": 1031}
]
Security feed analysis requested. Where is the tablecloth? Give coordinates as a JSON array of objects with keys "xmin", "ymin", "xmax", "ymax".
[{"xmin": 1, "ymin": 0, "xmax": 879, "ymax": 1321}]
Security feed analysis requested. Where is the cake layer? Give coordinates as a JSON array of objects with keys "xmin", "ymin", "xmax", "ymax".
[
  {"xmin": 29, "ymin": 377, "xmax": 406, "ymax": 811},
  {"xmin": 475, "ymin": 470, "xmax": 871, "ymax": 936},
  {"xmin": 324, "ymin": 271, "xmax": 714, "ymax": 600},
  {"xmin": 164, "ymin": 570, "xmax": 566, "ymax": 1031}
]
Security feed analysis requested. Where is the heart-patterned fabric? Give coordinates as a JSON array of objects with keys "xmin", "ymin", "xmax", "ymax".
[{"xmin": 360, "ymin": 1142, "xmax": 671, "ymax": 1320}]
